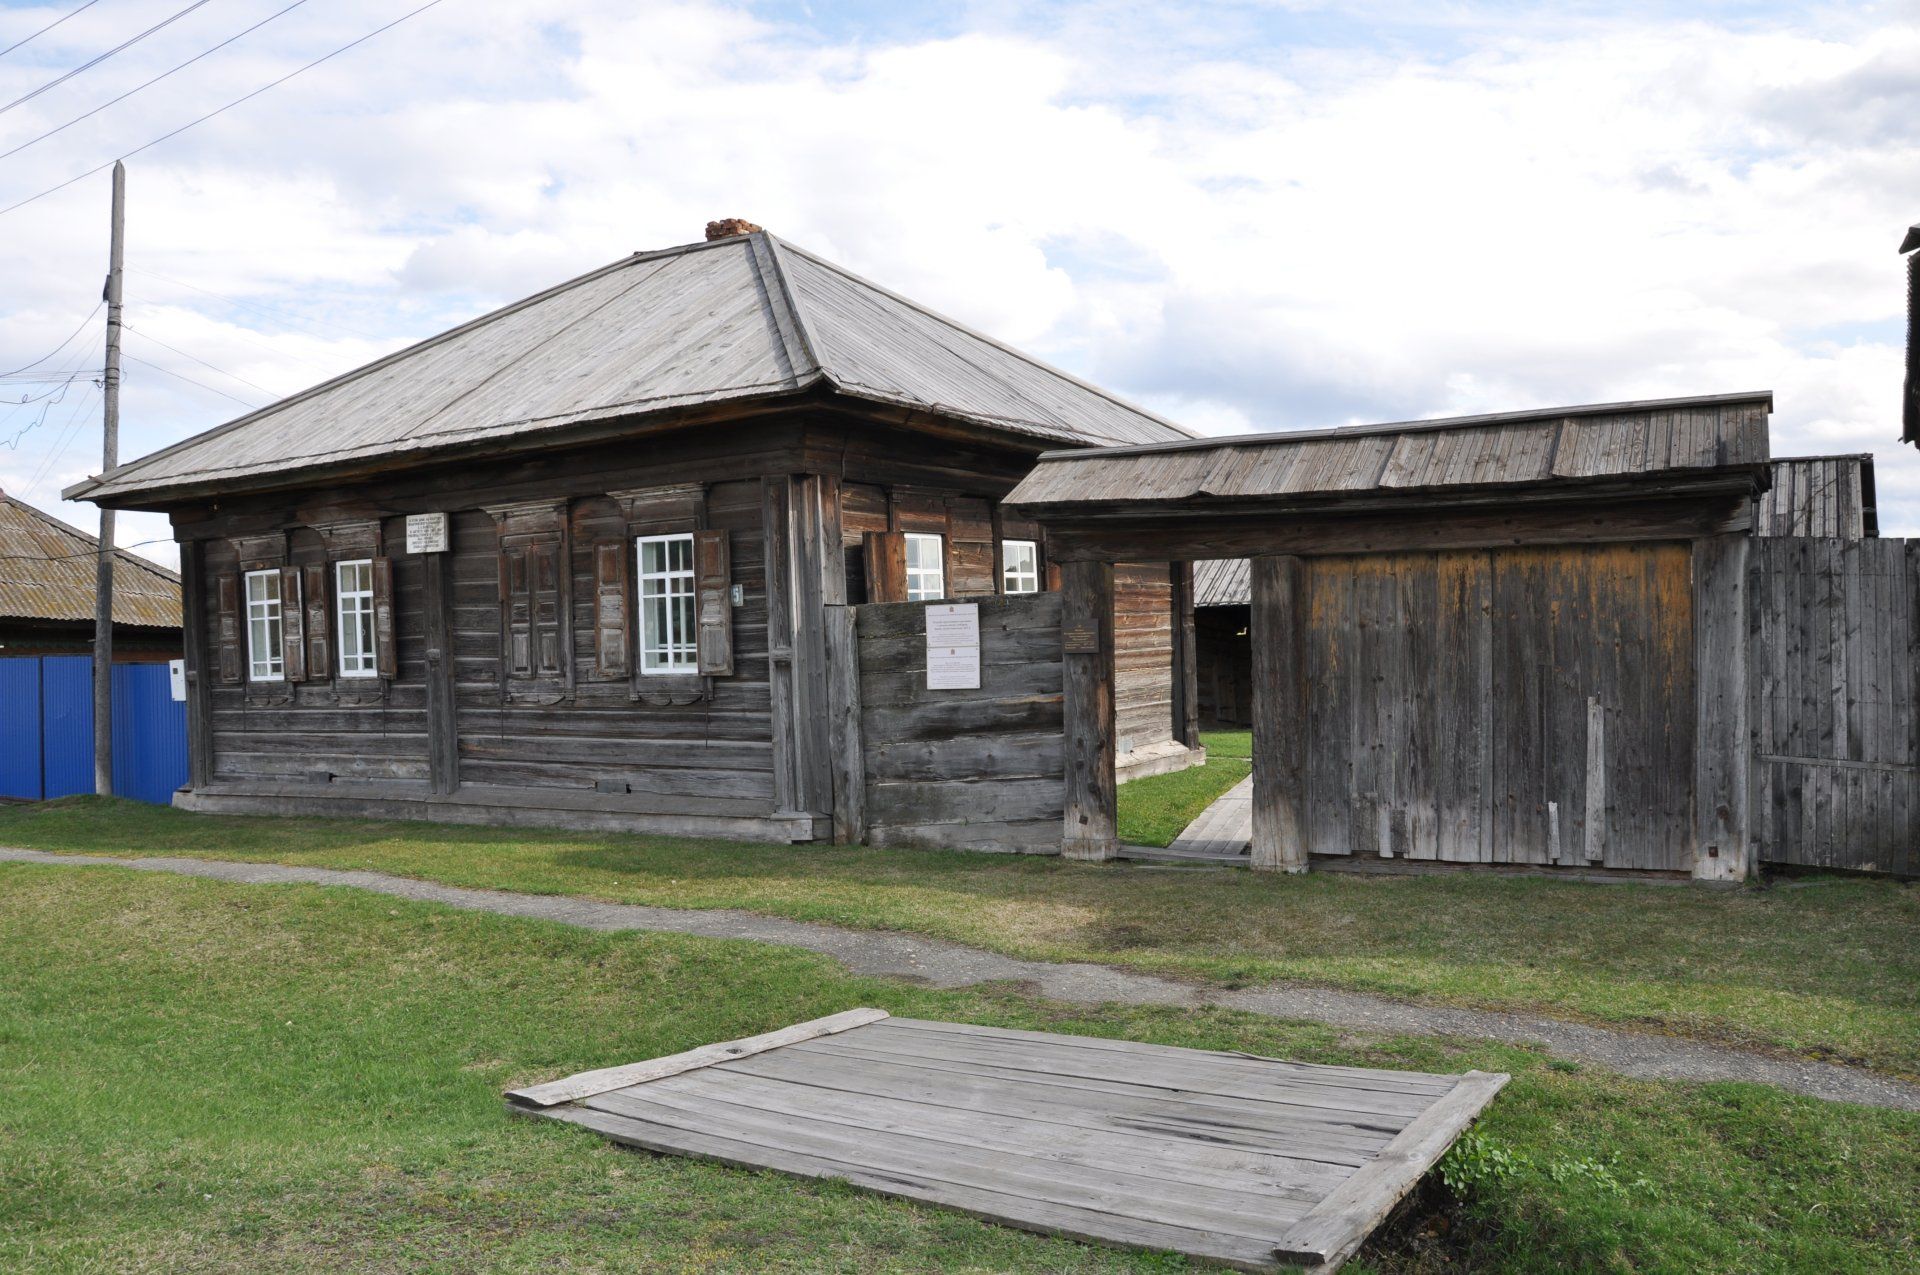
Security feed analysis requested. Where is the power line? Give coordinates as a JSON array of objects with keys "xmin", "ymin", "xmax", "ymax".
[
  {"xmin": 3, "ymin": 374, "xmax": 89, "ymax": 449},
  {"xmin": 24, "ymin": 381, "xmax": 100, "ymax": 497},
  {"xmin": 1, "ymin": 301, "xmax": 103, "ymax": 377},
  {"xmin": 0, "ymin": 0, "xmax": 105, "ymax": 60},
  {"xmin": 0, "ymin": 0, "xmax": 451, "ymax": 218},
  {"xmin": 0, "ymin": 0, "xmax": 313, "ymax": 164},
  {"xmin": 126, "ymin": 323, "xmax": 283, "ymax": 397},
  {"xmin": 0, "ymin": 534, "xmax": 174, "ymax": 564},
  {"xmin": 132, "ymin": 264, "xmax": 384, "ymax": 343},
  {"xmin": 1, "ymin": 0, "xmax": 217, "ymax": 118},
  {"xmin": 123, "ymin": 350, "xmax": 262, "ymax": 409}
]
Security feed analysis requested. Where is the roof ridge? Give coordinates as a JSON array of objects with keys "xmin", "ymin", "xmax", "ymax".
[
  {"xmin": 1032, "ymin": 391, "xmax": 1777, "ymax": 462},
  {"xmin": 748, "ymin": 233, "xmax": 825, "ymax": 384},
  {"xmin": 768, "ymin": 235, "xmax": 1196, "ymax": 442},
  {"xmin": 66, "ymin": 236, "xmax": 746, "ymax": 502}
]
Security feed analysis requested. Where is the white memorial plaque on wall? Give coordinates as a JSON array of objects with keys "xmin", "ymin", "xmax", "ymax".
[
  {"xmin": 405, "ymin": 512, "xmax": 448, "ymax": 553},
  {"xmin": 925, "ymin": 603, "xmax": 981, "ymax": 690}
]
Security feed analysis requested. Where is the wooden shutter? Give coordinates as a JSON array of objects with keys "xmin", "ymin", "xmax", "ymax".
[
  {"xmin": 302, "ymin": 563, "xmax": 330, "ymax": 680},
  {"xmin": 863, "ymin": 530, "xmax": 907, "ymax": 603},
  {"xmin": 529, "ymin": 541, "xmax": 562, "ymax": 675},
  {"xmin": 215, "ymin": 572, "xmax": 242, "ymax": 683},
  {"xmin": 279, "ymin": 565, "xmax": 307, "ymax": 682},
  {"xmin": 593, "ymin": 539, "xmax": 630, "ymax": 679},
  {"xmin": 499, "ymin": 545, "xmax": 531, "ymax": 678},
  {"xmin": 371, "ymin": 556, "xmax": 398, "ymax": 679},
  {"xmin": 695, "ymin": 529, "xmax": 733, "ymax": 676}
]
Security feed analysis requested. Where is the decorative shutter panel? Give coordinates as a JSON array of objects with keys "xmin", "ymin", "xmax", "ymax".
[
  {"xmin": 593, "ymin": 540, "xmax": 630, "ymax": 679},
  {"xmin": 279, "ymin": 565, "xmax": 307, "ymax": 682},
  {"xmin": 863, "ymin": 530, "xmax": 908, "ymax": 603},
  {"xmin": 1045, "ymin": 560, "xmax": 1063, "ymax": 593},
  {"xmin": 303, "ymin": 563, "xmax": 330, "ymax": 679},
  {"xmin": 371, "ymin": 556, "xmax": 398, "ymax": 679},
  {"xmin": 500, "ymin": 546, "xmax": 531, "ymax": 678},
  {"xmin": 530, "ymin": 540, "xmax": 563, "ymax": 675},
  {"xmin": 694, "ymin": 529, "xmax": 733, "ymax": 676},
  {"xmin": 216, "ymin": 573, "xmax": 243, "ymax": 683}
]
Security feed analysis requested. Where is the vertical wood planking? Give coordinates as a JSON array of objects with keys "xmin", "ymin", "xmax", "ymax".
[
  {"xmin": 1692, "ymin": 532, "xmax": 1750, "ymax": 880},
  {"xmin": 763, "ymin": 477, "xmax": 801, "ymax": 814},
  {"xmin": 179, "ymin": 537, "xmax": 215, "ymax": 789},
  {"xmin": 825, "ymin": 603, "xmax": 865, "ymax": 844},
  {"xmin": 1169, "ymin": 561, "xmax": 1200, "ymax": 749},
  {"xmin": 1251, "ymin": 554, "xmax": 1308, "ymax": 872},
  {"xmin": 422, "ymin": 547, "xmax": 460, "ymax": 793},
  {"xmin": 1060, "ymin": 559, "xmax": 1116, "ymax": 860}
]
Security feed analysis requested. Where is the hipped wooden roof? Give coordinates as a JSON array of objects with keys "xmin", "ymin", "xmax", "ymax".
[
  {"xmin": 1005, "ymin": 393, "xmax": 1772, "ymax": 514},
  {"xmin": 0, "ymin": 492, "xmax": 180, "ymax": 628},
  {"xmin": 68, "ymin": 233, "xmax": 1192, "ymax": 507}
]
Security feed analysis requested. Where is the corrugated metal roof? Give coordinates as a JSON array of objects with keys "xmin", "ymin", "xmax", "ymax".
[
  {"xmin": 1006, "ymin": 393, "xmax": 1772, "ymax": 510},
  {"xmin": 1754, "ymin": 454, "xmax": 1877, "ymax": 538},
  {"xmin": 0, "ymin": 493, "xmax": 180, "ymax": 628},
  {"xmin": 70, "ymin": 233, "xmax": 1192, "ymax": 505}
]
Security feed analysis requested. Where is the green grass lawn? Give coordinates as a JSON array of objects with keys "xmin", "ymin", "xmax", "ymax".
[
  {"xmin": 1116, "ymin": 732, "xmax": 1253, "ymax": 846},
  {"xmin": 2, "ymin": 797, "xmax": 1917, "ymax": 1077},
  {"xmin": 3, "ymin": 861, "xmax": 1916, "ymax": 1273}
]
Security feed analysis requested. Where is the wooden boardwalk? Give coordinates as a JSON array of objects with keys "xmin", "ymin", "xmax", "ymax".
[
  {"xmin": 509, "ymin": 1010, "xmax": 1506, "ymax": 1272},
  {"xmin": 1167, "ymin": 773, "xmax": 1255, "ymax": 857}
]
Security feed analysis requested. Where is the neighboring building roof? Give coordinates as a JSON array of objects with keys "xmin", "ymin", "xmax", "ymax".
[
  {"xmin": 1193, "ymin": 559, "xmax": 1250, "ymax": 608},
  {"xmin": 1755, "ymin": 454, "xmax": 1878, "ymax": 538},
  {"xmin": 0, "ymin": 491, "xmax": 181, "ymax": 628},
  {"xmin": 1006, "ymin": 392, "xmax": 1772, "ymax": 511},
  {"xmin": 68, "ymin": 232, "xmax": 1193, "ymax": 506}
]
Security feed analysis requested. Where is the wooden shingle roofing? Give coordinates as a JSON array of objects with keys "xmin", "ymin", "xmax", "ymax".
[
  {"xmin": 68, "ymin": 233, "xmax": 1192, "ymax": 506},
  {"xmin": 1005, "ymin": 392, "xmax": 1772, "ymax": 512},
  {"xmin": 0, "ymin": 492, "xmax": 180, "ymax": 628}
]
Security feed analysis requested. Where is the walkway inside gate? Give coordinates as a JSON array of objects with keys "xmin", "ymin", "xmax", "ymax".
[{"xmin": 1006, "ymin": 392, "xmax": 1776, "ymax": 881}]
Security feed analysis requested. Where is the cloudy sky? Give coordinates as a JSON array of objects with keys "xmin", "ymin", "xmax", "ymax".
[{"xmin": 2, "ymin": 0, "xmax": 1916, "ymax": 567}]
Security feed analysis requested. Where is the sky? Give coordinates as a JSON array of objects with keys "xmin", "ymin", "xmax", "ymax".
[{"xmin": 1, "ymin": 0, "xmax": 1916, "ymax": 570}]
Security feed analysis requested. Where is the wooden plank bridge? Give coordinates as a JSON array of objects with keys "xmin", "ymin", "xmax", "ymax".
[{"xmin": 509, "ymin": 1010, "xmax": 1506, "ymax": 1272}]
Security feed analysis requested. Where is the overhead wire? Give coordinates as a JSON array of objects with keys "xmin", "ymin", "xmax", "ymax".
[
  {"xmin": 1, "ymin": 301, "xmax": 103, "ymax": 377},
  {"xmin": 0, "ymin": 0, "xmax": 217, "ymax": 117},
  {"xmin": 125, "ymin": 323, "xmax": 282, "ymax": 397},
  {"xmin": 124, "ymin": 351, "xmax": 262, "ymax": 409},
  {"xmin": 23, "ymin": 380, "xmax": 101, "ymax": 497},
  {"xmin": 0, "ymin": 0, "xmax": 451, "ymax": 218},
  {"xmin": 0, "ymin": 0, "xmax": 313, "ymax": 163},
  {"xmin": 0, "ymin": 0, "xmax": 105, "ymax": 60}
]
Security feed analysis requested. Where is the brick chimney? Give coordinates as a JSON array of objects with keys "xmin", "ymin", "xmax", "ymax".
[{"xmin": 705, "ymin": 218, "xmax": 762, "ymax": 241}]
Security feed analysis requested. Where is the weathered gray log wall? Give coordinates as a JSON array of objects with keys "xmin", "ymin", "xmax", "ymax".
[
  {"xmin": 854, "ymin": 593, "xmax": 1064, "ymax": 853},
  {"xmin": 1751, "ymin": 536, "xmax": 1917, "ymax": 877},
  {"xmin": 1113, "ymin": 563, "xmax": 1174, "ymax": 755}
]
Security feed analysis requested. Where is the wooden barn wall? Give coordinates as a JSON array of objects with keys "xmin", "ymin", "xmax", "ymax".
[
  {"xmin": 1196, "ymin": 605, "xmax": 1252, "ymax": 727},
  {"xmin": 1113, "ymin": 562, "xmax": 1174, "ymax": 754},
  {"xmin": 1751, "ymin": 536, "xmax": 1917, "ymax": 877},
  {"xmin": 201, "ymin": 526, "xmax": 431, "ymax": 785},
  {"xmin": 1298, "ymin": 543, "xmax": 1696, "ymax": 871},
  {"xmin": 855, "ymin": 593, "xmax": 1064, "ymax": 853}
]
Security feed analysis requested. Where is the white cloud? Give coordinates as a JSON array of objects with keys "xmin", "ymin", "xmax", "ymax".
[{"xmin": 0, "ymin": 0, "xmax": 1915, "ymax": 551}]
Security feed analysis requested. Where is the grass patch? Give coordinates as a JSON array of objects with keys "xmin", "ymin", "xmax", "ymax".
[
  {"xmin": 2, "ymin": 797, "xmax": 1917, "ymax": 1076},
  {"xmin": 1116, "ymin": 737, "xmax": 1252, "ymax": 846},
  {"xmin": 3, "ymin": 861, "xmax": 1917, "ymax": 1272}
]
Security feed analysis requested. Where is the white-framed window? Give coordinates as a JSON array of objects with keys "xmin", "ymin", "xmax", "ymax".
[
  {"xmin": 244, "ymin": 569, "xmax": 284, "ymax": 682},
  {"xmin": 1001, "ymin": 539, "xmax": 1040, "ymax": 594},
  {"xmin": 905, "ymin": 532, "xmax": 945, "ymax": 602},
  {"xmin": 335, "ymin": 559, "xmax": 377, "ymax": 678},
  {"xmin": 638, "ymin": 533, "xmax": 697, "ymax": 674}
]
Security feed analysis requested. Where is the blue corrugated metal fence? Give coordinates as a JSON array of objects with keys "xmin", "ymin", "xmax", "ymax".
[{"xmin": 0, "ymin": 656, "xmax": 187, "ymax": 804}]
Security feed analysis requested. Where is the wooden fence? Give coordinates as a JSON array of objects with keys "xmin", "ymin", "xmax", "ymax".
[
  {"xmin": 842, "ymin": 594, "xmax": 1065, "ymax": 853},
  {"xmin": 1751, "ymin": 536, "xmax": 1918, "ymax": 877}
]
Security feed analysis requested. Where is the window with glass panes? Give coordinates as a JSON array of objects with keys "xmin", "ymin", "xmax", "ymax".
[
  {"xmin": 1001, "ymin": 539, "xmax": 1040, "ymax": 594},
  {"xmin": 335, "ymin": 559, "xmax": 377, "ymax": 677},
  {"xmin": 244, "ymin": 569, "xmax": 284, "ymax": 681},
  {"xmin": 905, "ymin": 532, "xmax": 945, "ymax": 601},
  {"xmin": 638, "ymin": 533, "xmax": 697, "ymax": 673}
]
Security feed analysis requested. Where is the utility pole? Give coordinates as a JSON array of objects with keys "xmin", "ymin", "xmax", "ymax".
[{"xmin": 92, "ymin": 161, "xmax": 125, "ymax": 797}]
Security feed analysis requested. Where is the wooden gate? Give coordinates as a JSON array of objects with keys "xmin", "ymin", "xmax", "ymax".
[
  {"xmin": 1751, "ymin": 537, "xmax": 1918, "ymax": 877},
  {"xmin": 1302, "ymin": 544, "xmax": 1697, "ymax": 870}
]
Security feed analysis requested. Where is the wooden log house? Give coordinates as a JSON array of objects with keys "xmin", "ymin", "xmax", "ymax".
[{"xmin": 64, "ymin": 226, "xmax": 1204, "ymax": 843}]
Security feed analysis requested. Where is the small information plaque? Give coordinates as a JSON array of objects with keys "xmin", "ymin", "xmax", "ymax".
[
  {"xmin": 925, "ymin": 603, "xmax": 981, "ymax": 691},
  {"xmin": 405, "ymin": 512, "xmax": 448, "ymax": 554}
]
